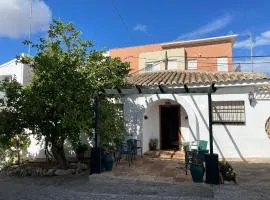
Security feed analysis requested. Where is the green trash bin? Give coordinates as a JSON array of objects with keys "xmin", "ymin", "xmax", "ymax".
[
  {"xmin": 198, "ymin": 140, "xmax": 208, "ymax": 150},
  {"xmin": 198, "ymin": 150, "xmax": 209, "ymax": 162}
]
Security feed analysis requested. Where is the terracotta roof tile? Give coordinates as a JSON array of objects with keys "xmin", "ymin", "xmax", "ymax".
[
  {"xmin": 258, "ymin": 84, "xmax": 270, "ymax": 91},
  {"xmin": 127, "ymin": 70, "xmax": 269, "ymax": 86}
]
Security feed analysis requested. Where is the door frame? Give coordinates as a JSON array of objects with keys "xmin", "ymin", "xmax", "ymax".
[{"xmin": 159, "ymin": 104, "xmax": 181, "ymax": 150}]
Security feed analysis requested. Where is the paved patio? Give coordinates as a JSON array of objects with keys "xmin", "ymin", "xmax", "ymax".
[
  {"xmin": 1, "ymin": 161, "xmax": 270, "ymax": 199},
  {"xmin": 100, "ymin": 155, "xmax": 192, "ymax": 183}
]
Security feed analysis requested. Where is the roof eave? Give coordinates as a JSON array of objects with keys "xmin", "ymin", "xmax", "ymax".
[{"xmin": 161, "ymin": 34, "xmax": 238, "ymax": 48}]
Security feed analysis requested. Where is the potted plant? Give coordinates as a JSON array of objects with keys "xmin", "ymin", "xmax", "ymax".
[
  {"xmin": 219, "ymin": 160, "xmax": 237, "ymax": 184},
  {"xmin": 75, "ymin": 143, "xmax": 88, "ymax": 162},
  {"xmin": 102, "ymin": 145, "xmax": 115, "ymax": 171},
  {"xmin": 190, "ymin": 150, "xmax": 205, "ymax": 182},
  {"xmin": 149, "ymin": 139, "xmax": 158, "ymax": 151}
]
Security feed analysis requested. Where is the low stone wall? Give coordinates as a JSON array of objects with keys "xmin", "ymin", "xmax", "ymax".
[{"xmin": 0, "ymin": 162, "xmax": 88, "ymax": 177}]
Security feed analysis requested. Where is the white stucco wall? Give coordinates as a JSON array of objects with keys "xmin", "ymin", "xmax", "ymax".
[
  {"xmin": 0, "ymin": 59, "xmax": 32, "ymax": 85},
  {"xmin": 122, "ymin": 86, "xmax": 270, "ymax": 161},
  {"xmin": 0, "ymin": 59, "xmax": 41, "ymax": 159}
]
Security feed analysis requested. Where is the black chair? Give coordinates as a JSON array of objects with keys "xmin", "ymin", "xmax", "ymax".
[
  {"xmin": 184, "ymin": 150, "xmax": 193, "ymax": 175},
  {"xmin": 115, "ymin": 139, "xmax": 143, "ymax": 167},
  {"xmin": 127, "ymin": 139, "xmax": 143, "ymax": 158},
  {"xmin": 115, "ymin": 142, "xmax": 132, "ymax": 167}
]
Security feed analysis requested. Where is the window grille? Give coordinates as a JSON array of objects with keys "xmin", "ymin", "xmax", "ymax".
[{"xmin": 212, "ymin": 101, "xmax": 245, "ymax": 124}]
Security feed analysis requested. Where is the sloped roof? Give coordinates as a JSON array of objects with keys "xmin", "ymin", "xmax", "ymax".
[
  {"xmin": 258, "ymin": 84, "xmax": 270, "ymax": 91},
  {"xmin": 161, "ymin": 34, "xmax": 238, "ymax": 48},
  {"xmin": 127, "ymin": 70, "xmax": 268, "ymax": 86}
]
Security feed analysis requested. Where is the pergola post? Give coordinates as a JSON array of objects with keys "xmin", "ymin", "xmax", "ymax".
[
  {"xmin": 90, "ymin": 94, "xmax": 102, "ymax": 174},
  {"xmin": 208, "ymin": 88, "xmax": 214, "ymax": 155},
  {"xmin": 205, "ymin": 83, "xmax": 219, "ymax": 184}
]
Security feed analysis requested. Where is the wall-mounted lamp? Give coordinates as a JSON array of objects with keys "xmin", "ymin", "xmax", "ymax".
[{"xmin": 248, "ymin": 91, "xmax": 256, "ymax": 106}]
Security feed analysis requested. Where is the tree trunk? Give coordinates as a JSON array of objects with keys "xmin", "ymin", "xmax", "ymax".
[{"xmin": 51, "ymin": 142, "xmax": 68, "ymax": 169}]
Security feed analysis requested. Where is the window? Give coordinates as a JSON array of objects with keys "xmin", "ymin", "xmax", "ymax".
[
  {"xmin": 145, "ymin": 62, "xmax": 161, "ymax": 72},
  {"xmin": 168, "ymin": 60, "xmax": 178, "ymax": 70},
  {"xmin": 217, "ymin": 57, "xmax": 228, "ymax": 72},
  {"xmin": 0, "ymin": 75, "xmax": 12, "ymax": 81},
  {"xmin": 187, "ymin": 59, "xmax": 197, "ymax": 70},
  {"xmin": 212, "ymin": 101, "xmax": 245, "ymax": 124},
  {"xmin": 145, "ymin": 63, "xmax": 153, "ymax": 72}
]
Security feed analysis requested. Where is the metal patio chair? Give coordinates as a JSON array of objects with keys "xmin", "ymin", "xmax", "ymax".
[
  {"xmin": 190, "ymin": 140, "xmax": 208, "ymax": 150},
  {"xmin": 115, "ymin": 142, "xmax": 132, "ymax": 167},
  {"xmin": 127, "ymin": 139, "xmax": 143, "ymax": 158}
]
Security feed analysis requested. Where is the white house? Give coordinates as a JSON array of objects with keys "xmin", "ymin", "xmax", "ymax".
[
  {"xmin": 0, "ymin": 57, "xmax": 32, "ymax": 85},
  {"xmin": 1, "ymin": 55, "xmax": 270, "ymax": 162},
  {"xmin": 118, "ymin": 70, "xmax": 270, "ymax": 162},
  {"xmin": 0, "ymin": 58, "xmax": 43, "ymax": 158}
]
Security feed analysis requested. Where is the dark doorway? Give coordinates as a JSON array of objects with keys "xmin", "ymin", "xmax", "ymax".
[{"xmin": 160, "ymin": 105, "xmax": 180, "ymax": 150}]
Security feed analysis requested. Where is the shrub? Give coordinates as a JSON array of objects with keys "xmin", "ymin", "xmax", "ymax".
[{"xmin": 149, "ymin": 139, "xmax": 158, "ymax": 151}]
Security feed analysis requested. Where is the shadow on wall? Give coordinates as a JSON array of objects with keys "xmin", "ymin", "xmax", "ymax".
[
  {"xmin": 123, "ymin": 96, "xmax": 145, "ymax": 141},
  {"xmin": 172, "ymin": 94, "xmax": 198, "ymax": 141},
  {"xmin": 190, "ymin": 94, "xmax": 247, "ymax": 162},
  {"xmin": 27, "ymin": 133, "xmax": 92, "ymax": 160}
]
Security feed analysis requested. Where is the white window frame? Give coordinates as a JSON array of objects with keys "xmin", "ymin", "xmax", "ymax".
[
  {"xmin": 167, "ymin": 60, "xmax": 178, "ymax": 70},
  {"xmin": 187, "ymin": 59, "xmax": 198, "ymax": 70},
  {"xmin": 217, "ymin": 57, "xmax": 229, "ymax": 72}
]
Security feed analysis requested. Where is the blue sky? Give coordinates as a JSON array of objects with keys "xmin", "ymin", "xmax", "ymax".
[{"xmin": 1, "ymin": 0, "xmax": 270, "ymax": 74}]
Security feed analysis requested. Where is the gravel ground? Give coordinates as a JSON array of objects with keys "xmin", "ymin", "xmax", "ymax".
[{"xmin": 0, "ymin": 162, "xmax": 270, "ymax": 200}]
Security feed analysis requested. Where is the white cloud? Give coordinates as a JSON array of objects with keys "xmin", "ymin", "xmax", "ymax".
[
  {"xmin": 178, "ymin": 14, "xmax": 232, "ymax": 39},
  {"xmin": 0, "ymin": 0, "xmax": 52, "ymax": 39},
  {"xmin": 234, "ymin": 30, "xmax": 270, "ymax": 48},
  {"xmin": 133, "ymin": 24, "xmax": 147, "ymax": 33}
]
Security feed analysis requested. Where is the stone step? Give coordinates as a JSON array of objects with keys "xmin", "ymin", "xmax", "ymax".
[{"xmin": 145, "ymin": 150, "xmax": 185, "ymax": 160}]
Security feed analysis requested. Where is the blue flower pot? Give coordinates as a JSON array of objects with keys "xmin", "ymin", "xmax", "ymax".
[
  {"xmin": 190, "ymin": 163, "xmax": 205, "ymax": 182},
  {"xmin": 103, "ymin": 154, "xmax": 113, "ymax": 171}
]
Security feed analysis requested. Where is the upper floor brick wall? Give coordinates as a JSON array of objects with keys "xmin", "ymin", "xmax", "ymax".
[
  {"xmin": 184, "ymin": 42, "xmax": 233, "ymax": 72},
  {"xmin": 110, "ymin": 44, "xmax": 162, "ymax": 73},
  {"xmin": 109, "ymin": 38, "xmax": 234, "ymax": 73}
]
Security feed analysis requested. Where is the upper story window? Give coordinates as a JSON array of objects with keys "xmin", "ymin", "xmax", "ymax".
[
  {"xmin": 145, "ymin": 62, "xmax": 161, "ymax": 72},
  {"xmin": 212, "ymin": 101, "xmax": 246, "ymax": 125},
  {"xmin": 217, "ymin": 57, "xmax": 228, "ymax": 72},
  {"xmin": 145, "ymin": 63, "xmax": 154, "ymax": 72},
  {"xmin": 0, "ymin": 75, "xmax": 12, "ymax": 81},
  {"xmin": 187, "ymin": 59, "xmax": 197, "ymax": 70},
  {"xmin": 167, "ymin": 60, "xmax": 178, "ymax": 70}
]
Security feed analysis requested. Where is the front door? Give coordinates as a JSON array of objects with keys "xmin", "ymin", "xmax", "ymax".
[{"xmin": 160, "ymin": 105, "xmax": 180, "ymax": 150}]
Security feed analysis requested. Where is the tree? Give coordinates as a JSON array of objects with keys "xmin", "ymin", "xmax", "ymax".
[
  {"xmin": 0, "ymin": 79, "xmax": 30, "ymax": 165},
  {"xmin": 100, "ymin": 99, "xmax": 125, "ymax": 150},
  {"xmin": 19, "ymin": 19, "xmax": 129, "ymax": 168}
]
